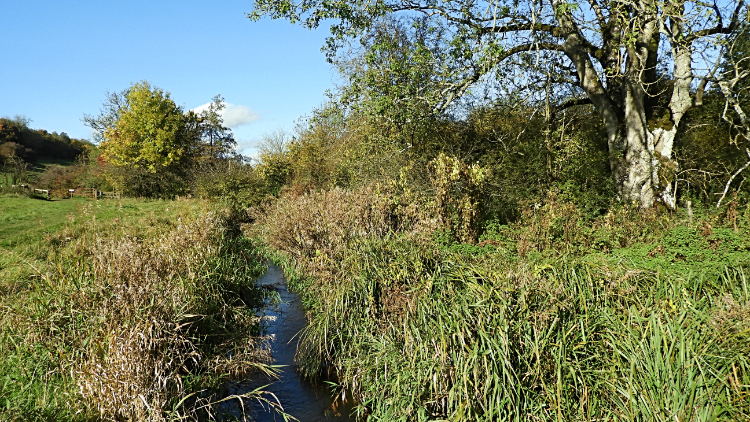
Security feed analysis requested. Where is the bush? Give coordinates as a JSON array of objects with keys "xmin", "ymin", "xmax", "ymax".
[
  {"xmin": 0, "ymin": 200, "xmax": 276, "ymax": 421},
  {"xmin": 252, "ymin": 182, "xmax": 437, "ymax": 282},
  {"xmin": 103, "ymin": 165, "xmax": 186, "ymax": 198},
  {"xmin": 191, "ymin": 159, "xmax": 269, "ymax": 215}
]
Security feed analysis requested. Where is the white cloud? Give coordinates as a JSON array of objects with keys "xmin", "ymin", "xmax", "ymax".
[
  {"xmin": 234, "ymin": 138, "xmax": 260, "ymax": 159},
  {"xmin": 192, "ymin": 102, "xmax": 260, "ymax": 128}
]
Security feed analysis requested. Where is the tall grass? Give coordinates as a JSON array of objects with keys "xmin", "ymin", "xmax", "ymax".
[
  {"xmin": 256, "ymin": 186, "xmax": 750, "ymax": 421},
  {"xmin": 0, "ymin": 198, "xmax": 280, "ymax": 421}
]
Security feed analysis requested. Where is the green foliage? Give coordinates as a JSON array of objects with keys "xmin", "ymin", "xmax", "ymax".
[
  {"xmin": 101, "ymin": 81, "xmax": 195, "ymax": 173},
  {"xmin": 88, "ymin": 81, "xmax": 242, "ymax": 199},
  {"xmin": 1, "ymin": 152, "xmax": 31, "ymax": 187},
  {"xmin": 0, "ymin": 117, "xmax": 91, "ymax": 164},
  {"xmin": 428, "ymin": 153, "xmax": 487, "ymax": 243},
  {"xmin": 105, "ymin": 164, "xmax": 187, "ymax": 198},
  {"xmin": 0, "ymin": 197, "xmax": 277, "ymax": 420},
  {"xmin": 191, "ymin": 159, "xmax": 270, "ymax": 215},
  {"xmin": 675, "ymin": 91, "xmax": 750, "ymax": 204},
  {"xmin": 190, "ymin": 95, "xmax": 238, "ymax": 160},
  {"xmin": 612, "ymin": 225, "xmax": 750, "ymax": 280},
  {"xmin": 337, "ymin": 17, "xmax": 449, "ymax": 145}
]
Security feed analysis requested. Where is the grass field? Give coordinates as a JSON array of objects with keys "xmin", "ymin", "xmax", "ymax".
[
  {"xmin": 0, "ymin": 195, "xmax": 103, "ymax": 249},
  {"xmin": 0, "ymin": 195, "xmax": 275, "ymax": 421},
  {"xmin": 0, "ymin": 194, "xmax": 204, "ymax": 286}
]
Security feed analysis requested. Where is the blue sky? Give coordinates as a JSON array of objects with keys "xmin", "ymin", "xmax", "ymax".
[{"xmin": 0, "ymin": 0, "xmax": 338, "ymax": 156}]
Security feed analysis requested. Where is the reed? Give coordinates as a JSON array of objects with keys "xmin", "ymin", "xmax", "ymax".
[
  {"xmin": 0, "ymin": 198, "xmax": 282, "ymax": 421},
  {"xmin": 257, "ymin": 187, "xmax": 750, "ymax": 421}
]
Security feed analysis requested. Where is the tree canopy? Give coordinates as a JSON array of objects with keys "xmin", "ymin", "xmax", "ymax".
[
  {"xmin": 250, "ymin": 0, "xmax": 748, "ymax": 207},
  {"xmin": 99, "ymin": 81, "xmax": 194, "ymax": 172},
  {"xmin": 85, "ymin": 81, "xmax": 239, "ymax": 197}
]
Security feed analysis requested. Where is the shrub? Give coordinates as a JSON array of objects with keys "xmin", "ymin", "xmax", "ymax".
[
  {"xmin": 428, "ymin": 153, "xmax": 488, "ymax": 243},
  {"xmin": 190, "ymin": 159, "xmax": 269, "ymax": 215},
  {"xmin": 0, "ymin": 201, "xmax": 276, "ymax": 421},
  {"xmin": 252, "ymin": 182, "xmax": 437, "ymax": 280}
]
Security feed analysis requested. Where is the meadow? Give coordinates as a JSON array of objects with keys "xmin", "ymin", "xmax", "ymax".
[{"xmin": 0, "ymin": 194, "xmax": 277, "ymax": 421}]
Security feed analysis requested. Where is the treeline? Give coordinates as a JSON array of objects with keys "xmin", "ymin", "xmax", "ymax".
[
  {"xmin": 3, "ymin": 82, "xmax": 270, "ymax": 205},
  {"xmin": 0, "ymin": 116, "xmax": 92, "ymax": 163},
  {"xmin": 238, "ymin": 4, "xmax": 750, "ymax": 421},
  {"xmin": 250, "ymin": 88, "xmax": 748, "ymax": 224}
]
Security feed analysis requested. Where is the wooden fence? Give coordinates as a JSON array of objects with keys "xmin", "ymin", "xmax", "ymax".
[
  {"xmin": 68, "ymin": 188, "xmax": 119, "ymax": 200},
  {"xmin": 100, "ymin": 191, "xmax": 121, "ymax": 199},
  {"xmin": 6, "ymin": 185, "xmax": 119, "ymax": 200},
  {"xmin": 69, "ymin": 188, "xmax": 97, "ymax": 200}
]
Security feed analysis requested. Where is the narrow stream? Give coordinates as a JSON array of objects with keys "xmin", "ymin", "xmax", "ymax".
[{"xmin": 225, "ymin": 264, "xmax": 355, "ymax": 421}]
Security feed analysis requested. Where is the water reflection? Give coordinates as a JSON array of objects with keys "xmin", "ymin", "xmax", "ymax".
[{"xmin": 224, "ymin": 264, "xmax": 355, "ymax": 421}]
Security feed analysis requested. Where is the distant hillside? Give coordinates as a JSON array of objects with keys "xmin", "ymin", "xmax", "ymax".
[{"xmin": 0, "ymin": 116, "xmax": 93, "ymax": 164}]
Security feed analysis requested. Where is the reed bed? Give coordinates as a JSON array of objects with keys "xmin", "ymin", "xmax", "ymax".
[
  {"xmin": 257, "ymin": 187, "xmax": 750, "ymax": 421},
  {"xmin": 0, "ymin": 199, "xmax": 279, "ymax": 421}
]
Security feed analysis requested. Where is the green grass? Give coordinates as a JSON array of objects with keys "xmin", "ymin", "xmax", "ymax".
[
  {"xmin": 0, "ymin": 195, "xmax": 91, "ymax": 249},
  {"xmin": 0, "ymin": 195, "xmax": 208, "ymax": 287},
  {"xmin": 257, "ymin": 189, "xmax": 750, "ymax": 421},
  {"xmin": 0, "ymin": 195, "xmax": 277, "ymax": 421},
  {"xmin": 33, "ymin": 156, "xmax": 76, "ymax": 167}
]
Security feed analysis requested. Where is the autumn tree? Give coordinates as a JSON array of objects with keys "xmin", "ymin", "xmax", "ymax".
[
  {"xmin": 98, "ymin": 81, "xmax": 197, "ymax": 173},
  {"xmin": 250, "ymin": 0, "xmax": 747, "ymax": 207},
  {"xmin": 86, "ymin": 82, "xmax": 240, "ymax": 196}
]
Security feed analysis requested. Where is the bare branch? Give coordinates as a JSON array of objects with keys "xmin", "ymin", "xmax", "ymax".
[{"xmin": 717, "ymin": 149, "xmax": 750, "ymax": 207}]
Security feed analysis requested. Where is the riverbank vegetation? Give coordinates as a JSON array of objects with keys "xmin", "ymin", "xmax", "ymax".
[
  {"xmin": 239, "ymin": 3, "xmax": 750, "ymax": 419},
  {"xmin": 0, "ymin": 196, "xmax": 276, "ymax": 421},
  {"xmin": 252, "ymin": 186, "xmax": 750, "ymax": 420},
  {"xmin": 2, "ymin": 1, "xmax": 749, "ymax": 419}
]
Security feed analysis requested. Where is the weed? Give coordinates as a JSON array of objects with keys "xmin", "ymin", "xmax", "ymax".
[{"xmin": 0, "ymin": 197, "xmax": 281, "ymax": 421}]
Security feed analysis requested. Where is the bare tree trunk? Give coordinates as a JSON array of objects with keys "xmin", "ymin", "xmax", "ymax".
[{"xmin": 605, "ymin": 110, "xmax": 678, "ymax": 208}]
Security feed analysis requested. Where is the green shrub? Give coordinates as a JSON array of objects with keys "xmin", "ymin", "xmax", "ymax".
[{"xmin": 190, "ymin": 159, "xmax": 270, "ymax": 215}]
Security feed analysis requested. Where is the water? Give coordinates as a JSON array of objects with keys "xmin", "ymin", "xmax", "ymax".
[{"xmin": 224, "ymin": 264, "xmax": 355, "ymax": 421}]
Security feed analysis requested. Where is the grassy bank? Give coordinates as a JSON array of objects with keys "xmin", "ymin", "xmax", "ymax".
[
  {"xmin": 0, "ymin": 195, "xmax": 275, "ymax": 421},
  {"xmin": 254, "ymin": 187, "xmax": 750, "ymax": 421}
]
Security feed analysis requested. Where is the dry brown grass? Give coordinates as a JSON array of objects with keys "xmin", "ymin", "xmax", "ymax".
[
  {"xmin": 1, "ymin": 199, "xmax": 275, "ymax": 421},
  {"xmin": 251, "ymin": 183, "xmax": 438, "ymax": 281}
]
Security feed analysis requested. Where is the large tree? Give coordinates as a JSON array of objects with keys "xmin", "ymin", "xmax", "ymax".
[
  {"xmin": 99, "ymin": 81, "xmax": 195, "ymax": 173},
  {"xmin": 250, "ymin": 0, "xmax": 747, "ymax": 207}
]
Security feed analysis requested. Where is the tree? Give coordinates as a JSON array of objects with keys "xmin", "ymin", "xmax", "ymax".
[
  {"xmin": 189, "ymin": 95, "xmax": 238, "ymax": 160},
  {"xmin": 250, "ymin": 0, "xmax": 747, "ymax": 207},
  {"xmin": 98, "ymin": 81, "xmax": 197, "ymax": 173},
  {"xmin": 87, "ymin": 82, "xmax": 241, "ymax": 197},
  {"xmin": 714, "ymin": 17, "xmax": 750, "ymax": 206},
  {"xmin": 82, "ymin": 89, "xmax": 130, "ymax": 144},
  {"xmin": 336, "ymin": 17, "xmax": 450, "ymax": 151}
]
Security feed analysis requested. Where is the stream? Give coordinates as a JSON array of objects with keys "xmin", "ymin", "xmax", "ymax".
[{"xmin": 224, "ymin": 264, "xmax": 355, "ymax": 421}]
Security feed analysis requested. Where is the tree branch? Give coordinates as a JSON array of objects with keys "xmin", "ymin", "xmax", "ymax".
[
  {"xmin": 685, "ymin": 0, "xmax": 746, "ymax": 42},
  {"xmin": 434, "ymin": 42, "xmax": 567, "ymax": 113},
  {"xmin": 550, "ymin": 97, "xmax": 593, "ymax": 121},
  {"xmin": 717, "ymin": 149, "xmax": 750, "ymax": 208}
]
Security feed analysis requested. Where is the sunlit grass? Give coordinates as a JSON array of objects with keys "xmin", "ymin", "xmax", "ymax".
[
  {"xmin": 0, "ymin": 196, "xmax": 281, "ymax": 421},
  {"xmin": 257, "ymin": 188, "xmax": 750, "ymax": 421}
]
